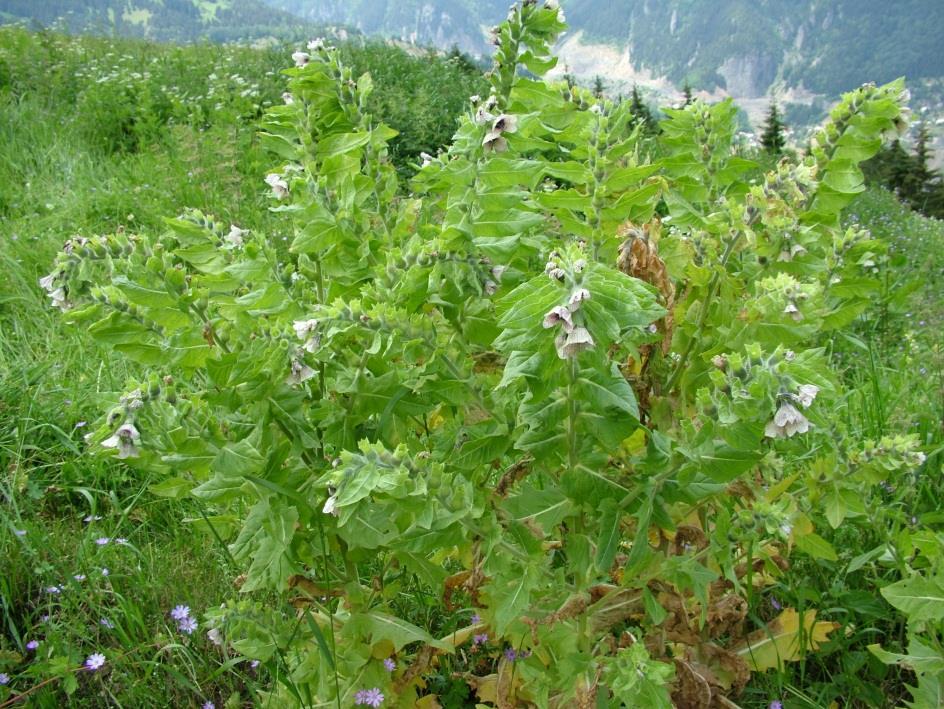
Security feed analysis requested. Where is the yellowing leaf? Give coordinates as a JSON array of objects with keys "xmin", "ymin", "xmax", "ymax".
[
  {"xmin": 416, "ymin": 695, "xmax": 442, "ymax": 709},
  {"xmin": 371, "ymin": 638, "xmax": 394, "ymax": 659},
  {"xmin": 732, "ymin": 608, "xmax": 838, "ymax": 672},
  {"xmin": 437, "ymin": 623, "xmax": 480, "ymax": 649}
]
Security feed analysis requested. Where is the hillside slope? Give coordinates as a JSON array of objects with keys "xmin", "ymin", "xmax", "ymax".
[
  {"xmin": 265, "ymin": 0, "xmax": 944, "ymax": 99},
  {"xmin": 0, "ymin": 0, "xmax": 309, "ymax": 42}
]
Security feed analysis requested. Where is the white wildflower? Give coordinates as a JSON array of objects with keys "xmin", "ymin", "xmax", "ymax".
[
  {"xmin": 282, "ymin": 92, "xmax": 294, "ymax": 105},
  {"xmin": 39, "ymin": 273, "xmax": 56, "ymax": 291},
  {"xmin": 482, "ymin": 130, "xmax": 508, "ymax": 153},
  {"xmin": 101, "ymin": 422, "xmax": 141, "ymax": 459},
  {"xmin": 322, "ymin": 494, "xmax": 338, "ymax": 516},
  {"xmin": 291, "ymin": 51, "xmax": 309, "ymax": 68},
  {"xmin": 573, "ymin": 259, "xmax": 587, "ymax": 273},
  {"xmin": 542, "ymin": 305, "xmax": 573, "ymax": 331},
  {"xmin": 207, "ymin": 627, "xmax": 223, "ymax": 647},
  {"xmin": 547, "ymin": 267, "xmax": 566, "ymax": 281},
  {"xmin": 590, "ymin": 104, "xmax": 603, "ymax": 115},
  {"xmin": 287, "ymin": 359, "xmax": 316, "ymax": 385},
  {"xmin": 47, "ymin": 286, "xmax": 71, "ymax": 311},
  {"xmin": 796, "ymin": 384, "xmax": 819, "ymax": 408},
  {"xmin": 783, "ymin": 301, "xmax": 802, "ymax": 321},
  {"xmin": 469, "ymin": 94, "xmax": 481, "ymax": 104},
  {"xmin": 491, "ymin": 114, "xmax": 518, "ymax": 135},
  {"xmin": 419, "ymin": 151, "xmax": 434, "ymax": 168},
  {"xmin": 265, "ymin": 173, "xmax": 289, "ymax": 199},
  {"xmin": 764, "ymin": 401, "xmax": 811, "ymax": 439},
  {"xmin": 567, "ymin": 288, "xmax": 591, "ymax": 312},
  {"xmin": 225, "ymin": 225, "xmax": 248, "ymax": 247},
  {"xmin": 307, "ymin": 38, "xmax": 325, "ymax": 51},
  {"xmin": 293, "ymin": 319, "xmax": 321, "ymax": 353},
  {"xmin": 484, "ymin": 280, "xmax": 498, "ymax": 296},
  {"xmin": 555, "ymin": 326, "xmax": 595, "ymax": 359},
  {"xmin": 474, "ymin": 106, "xmax": 495, "ymax": 126}
]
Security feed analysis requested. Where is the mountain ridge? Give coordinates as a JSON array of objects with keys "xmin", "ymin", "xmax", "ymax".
[{"xmin": 0, "ymin": 0, "xmax": 310, "ymax": 42}]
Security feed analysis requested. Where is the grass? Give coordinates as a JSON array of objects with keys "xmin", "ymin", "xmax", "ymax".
[{"xmin": 0, "ymin": 23, "xmax": 943, "ymax": 708}]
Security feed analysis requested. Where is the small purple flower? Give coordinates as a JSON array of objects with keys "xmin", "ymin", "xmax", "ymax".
[
  {"xmin": 26, "ymin": 640, "xmax": 39, "ymax": 651},
  {"xmin": 115, "ymin": 538, "xmax": 128, "ymax": 545},
  {"xmin": 383, "ymin": 658, "xmax": 396, "ymax": 671},
  {"xmin": 170, "ymin": 605, "xmax": 191, "ymax": 621},
  {"xmin": 100, "ymin": 618, "xmax": 115, "ymax": 629},
  {"xmin": 95, "ymin": 537, "xmax": 111, "ymax": 546},
  {"xmin": 470, "ymin": 613, "xmax": 481, "ymax": 624},
  {"xmin": 74, "ymin": 421, "xmax": 87, "ymax": 429},
  {"xmin": 14, "ymin": 529, "xmax": 26, "ymax": 537},
  {"xmin": 354, "ymin": 688, "xmax": 384, "ymax": 707},
  {"xmin": 769, "ymin": 701, "xmax": 784, "ymax": 709},
  {"xmin": 0, "ymin": 673, "xmax": 9, "ymax": 685},
  {"xmin": 73, "ymin": 574, "xmax": 86, "ymax": 582},
  {"xmin": 46, "ymin": 585, "xmax": 62, "ymax": 595},
  {"xmin": 85, "ymin": 653, "xmax": 106, "ymax": 671},
  {"xmin": 250, "ymin": 660, "xmax": 260, "ymax": 669},
  {"xmin": 101, "ymin": 567, "xmax": 110, "ymax": 576},
  {"xmin": 473, "ymin": 633, "xmax": 488, "ymax": 646},
  {"xmin": 202, "ymin": 702, "xmax": 215, "ymax": 709},
  {"xmin": 503, "ymin": 648, "xmax": 517, "ymax": 662},
  {"xmin": 771, "ymin": 597, "xmax": 782, "ymax": 611},
  {"xmin": 178, "ymin": 617, "xmax": 198, "ymax": 635},
  {"xmin": 40, "ymin": 614, "xmax": 50, "ymax": 623}
]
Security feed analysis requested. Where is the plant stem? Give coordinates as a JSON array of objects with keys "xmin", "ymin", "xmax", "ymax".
[{"xmin": 664, "ymin": 233, "xmax": 742, "ymax": 393}]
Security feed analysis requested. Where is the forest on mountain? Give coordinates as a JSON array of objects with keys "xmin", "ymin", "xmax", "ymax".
[{"xmin": 0, "ymin": 0, "xmax": 307, "ymax": 42}]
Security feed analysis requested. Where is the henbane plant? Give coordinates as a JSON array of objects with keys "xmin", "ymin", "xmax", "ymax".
[{"xmin": 42, "ymin": 2, "xmax": 925, "ymax": 705}]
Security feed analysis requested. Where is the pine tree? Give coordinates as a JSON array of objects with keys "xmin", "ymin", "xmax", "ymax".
[
  {"xmin": 629, "ymin": 84, "xmax": 656, "ymax": 133},
  {"xmin": 908, "ymin": 123, "xmax": 941, "ymax": 214},
  {"xmin": 760, "ymin": 100, "xmax": 787, "ymax": 155},
  {"xmin": 682, "ymin": 82, "xmax": 693, "ymax": 106},
  {"xmin": 592, "ymin": 75, "xmax": 605, "ymax": 99}
]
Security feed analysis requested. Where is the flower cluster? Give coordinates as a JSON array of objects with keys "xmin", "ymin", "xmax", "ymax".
[
  {"xmin": 354, "ymin": 687, "xmax": 384, "ymax": 706},
  {"xmin": 542, "ymin": 253, "xmax": 595, "ymax": 359},
  {"xmin": 170, "ymin": 605, "xmax": 198, "ymax": 635},
  {"xmin": 765, "ymin": 383, "xmax": 819, "ymax": 438}
]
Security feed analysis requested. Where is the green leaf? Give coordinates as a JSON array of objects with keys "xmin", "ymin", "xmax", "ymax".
[
  {"xmin": 881, "ymin": 576, "xmax": 944, "ymax": 622},
  {"xmin": 149, "ymin": 477, "xmax": 193, "ymax": 499},
  {"xmin": 869, "ymin": 640, "xmax": 944, "ymax": 674},
  {"xmin": 347, "ymin": 611, "xmax": 451, "ymax": 651},
  {"xmin": 496, "ymin": 276, "xmax": 564, "ymax": 331},
  {"xmin": 594, "ymin": 499, "xmax": 621, "ymax": 573},
  {"xmin": 795, "ymin": 532, "xmax": 838, "ymax": 562},
  {"xmin": 502, "ymin": 483, "xmax": 572, "ymax": 531},
  {"xmin": 696, "ymin": 445, "xmax": 761, "ymax": 483},
  {"xmin": 643, "ymin": 587, "xmax": 668, "ymax": 625},
  {"xmin": 317, "ymin": 131, "xmax": 370, "ymax": 158}
]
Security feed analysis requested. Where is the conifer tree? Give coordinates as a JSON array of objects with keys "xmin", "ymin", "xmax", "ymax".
[
  {"xmin": 629, "ymin": 84, "xmax": 656, "ymax": 133},
  {"xmin": 908, "ymin": 123, "xmax": 941, "ymax": 214},
  {"xmin": 682, "ymin": 82, "xmax": 694, "ymax": 106},
  {"xmin": 592, "ymin": 75, "xmax": 605, "ymax": 98},
  {"xmin": 760, "ymin": 100, "xmax": 787, "ymax": 154}
]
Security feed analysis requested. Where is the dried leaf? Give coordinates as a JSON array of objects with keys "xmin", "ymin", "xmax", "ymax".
[
  {"xmin": 617, "ymin": 220, "xmax": 676, "ymax": 354},
  {"xmin": 671, "ymin": 659, "xmax": 712, "ymax": 709},
  {"xmin": 731, "ymin": 608, "xmax": 838, "ymax": 672}
]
